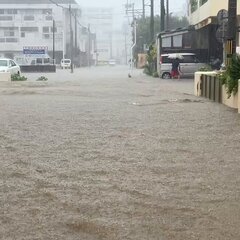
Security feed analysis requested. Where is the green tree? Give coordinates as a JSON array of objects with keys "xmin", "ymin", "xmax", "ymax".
[{"xmin": 135, "ymin": 15, "xmax": 189, "ymax": 56}]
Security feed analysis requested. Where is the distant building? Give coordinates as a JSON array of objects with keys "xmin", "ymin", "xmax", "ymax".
[
  {"xmin": 0, "ymin": 0, "xmax": 94, "ymax": 66},
  {"xmin": 81, "ymin": 7, "xmax": 114, "ymax": 64}
]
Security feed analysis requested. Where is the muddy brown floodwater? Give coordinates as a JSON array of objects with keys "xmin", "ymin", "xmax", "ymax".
[{"xmin": 0, "ymin": 66, "xmax": 240, "ymax": 240}]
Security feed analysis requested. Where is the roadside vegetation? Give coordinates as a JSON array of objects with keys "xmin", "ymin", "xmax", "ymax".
[
  {"xmin": 134, "ymin": 15, "xmax": 188, "ymax": 78},
  {"xmin": 219, "ymin": 54, "xmax": 240, "ymax": 97},
  {"xmin": 11, "ymin": 74, "xmax": 27, "ymax": 81},
  {"xmin": 36, "ymin": 76, "xmax": 48, "ymax": 81}
]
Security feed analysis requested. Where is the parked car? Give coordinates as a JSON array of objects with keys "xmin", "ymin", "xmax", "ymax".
[
  {"xmin": 60, "ymin": 59, "xmax": 71, "ymax": 69},
  {"xmin": 159, "ymin": 53, "xmax": 205, "ymax": 79},
  {"xmin": 0, "ymin": 58, "xmax": 21, "ymax": 75},
  {"xmin": 108, "ymin": 59, "xmax": 116, "ymax": 66}
]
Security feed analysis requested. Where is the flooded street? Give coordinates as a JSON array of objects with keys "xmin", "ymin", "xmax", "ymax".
[{"xmin": 1, "ymin": 66, "xmax": 240, "ymax": 240}]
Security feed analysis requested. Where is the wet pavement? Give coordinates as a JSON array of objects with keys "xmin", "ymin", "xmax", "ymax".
[{"xmin": 0, "ymin": 66, "xmax": 240, "ymax": 240}]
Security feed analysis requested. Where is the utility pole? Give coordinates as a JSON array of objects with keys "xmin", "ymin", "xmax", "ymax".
[
  {"xmin": 52, "ymin": 19, "xmax": 55, "ymax": 64},
  {"xmin": 69, "ymin": 4, "xmax": 74, "ymax": 73},
  {"xmin": 128, "ymin": 18, "xmax": 137, "ymax": 77},
  {"xmin": 124, "ymin": 30, "xmax": 128, "ymax": 65},
  {"xmin": 88, "ymin": 24, "xmax": 91, "ymax": 67},
  {"xmin": 74, "ymin": 13, "xmax": 77, "ymax": 50},
  {"xmin": 160, "ymin": 0, "xmax": 165, "ymax": 32},
  {"xmin": 150, "ymin": 0, "xmax": 154, "ymax": 41},
  {"xmin": 166, "ymin": 0, "xmax": 169, "ymax": 29},
  {"xmin": 227, "ymin": 0, "xmax": 237, "ymax": 55},
  {"xmin": 142, "ymin": 0, "xmax": 145, "ymax": 19}
]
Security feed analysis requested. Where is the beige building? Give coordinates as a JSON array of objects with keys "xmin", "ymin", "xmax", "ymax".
[{"xmin": 189, "ymin": 0, "xmax": 239, "ymax": 46}]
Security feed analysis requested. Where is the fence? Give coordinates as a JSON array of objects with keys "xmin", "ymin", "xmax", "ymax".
[{"xmin": 200, "ymin": 74, "xmax": 222, "ymax": 103}]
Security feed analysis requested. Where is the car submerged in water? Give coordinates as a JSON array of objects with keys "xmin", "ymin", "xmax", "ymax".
[
  {"xmin": 0, "ymin": 58, "xmax": 21, "ymax": 75},
  {"xmin": 60, "ymin": 59, "xmax": 71, "ymax": 69},
  {"xmin": 108, "ymin": 59, "xmax": 116, "ymax": 66}
]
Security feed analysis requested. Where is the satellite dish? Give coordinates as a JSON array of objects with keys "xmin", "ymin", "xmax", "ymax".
[{"xmin": 217, "ymin": 9, "xmax": 228, "ymax": 24}]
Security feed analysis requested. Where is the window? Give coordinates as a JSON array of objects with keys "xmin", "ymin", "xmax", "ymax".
[
  {"xmin": 36, "ymin": 58, "xmax": 43, "ymax": 64},
  {"xmin": 44, "ymin": 58, "xmax": 50, "ymax": 64},
  {"xmin": 0, "ymin": 10, "xmax": 4, "ymax": 14},
  {"xmin": 10, "ymin": 60, "xmax": 16, "ymax": 67},
  {"xmin": 0, "ymin": 60, "xmax": 8, "ymax": 66},
  {"xmin": 43, "ymin": 27, "xmax": 49, "ymax": 33},
  {"xmin": 182, "ymin": 55, "xmax": 196, "ymax": 63},
  {"xmin": 6, "ymin": 38, "xmax": 18, "ymax": 42},
  {"xmin": 46, "ymin": 15, "xmax": 53, "ymax": 21},
  {"xmin": 4, "ymin": 31, "xmax": 14, "ymax": 37},
  {"xmin": 190, "ymin": 0, "xmax": 198, "ymax": 13},
  {"xmin": 42, "ymin": 9, "xmax": 52, "ymax": 15},
  {"xmin": 161, "ymin": 56, "xmax": 172, "ymax": 64},
  {"xmin": 0, "ymin": 16, "xmax": 13, "ymax": 21},
  {"xmin": 0, "ymin": 38, "xmax": 5, "ymax": 42},
  {"xmin": 43, "ymin": 34, "xmax": 50, "ymax": 39},
  {"xmin": 162, "ymin": 37, "xmax": 171, "ymax": 48},
  {"xmin": 24, "ymin": 16, "xmax": 34, "ymax": 21},
  {"xmin": 200, "ymin": 0, "xmax": 208, "ymax": 6},
  {"xmin": 20, "ymin": 27, "xmax": 38, "ymax": 32},
  {"xmin": 173, "ymin": 35, "xmax": 182, "ymax": 47},
  {"xmin": 7, "ymin": 9, "xmax": 17, "ymax": 14},
  {"xmin": 21, "ymin": 32, "xmax": 25, "ymax": 38}
]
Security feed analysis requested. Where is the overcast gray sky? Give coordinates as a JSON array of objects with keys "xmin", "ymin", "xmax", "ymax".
[{"xmin": 77, "ymin": 0, "xmax": 187, "ymax": 15}]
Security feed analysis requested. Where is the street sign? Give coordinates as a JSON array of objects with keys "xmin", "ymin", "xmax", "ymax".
[
  {"xmin": 217, "ymin": 9, "xmax": 228, "ymax": 24},
  {"xmin": 216, "ymin": 23, "xmax": 228, "ymax": 43}
]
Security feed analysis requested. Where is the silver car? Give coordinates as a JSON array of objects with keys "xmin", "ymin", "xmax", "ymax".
[
  {"xmin": 0, "ymin": 58, "xmax": 21, "ymax": 75},
  {"xmin": 159, "ymin": 53, "xmax": 205, "ymax": 79}
]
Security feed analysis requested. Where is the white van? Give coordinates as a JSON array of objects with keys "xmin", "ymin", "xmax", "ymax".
[
  {"xmin": 60, "ymin": 59, "xmax": 71, "ymax": 69},
  {"xmin": 159, "ymin": 53, "xmax": 205, "ymax": 79}
]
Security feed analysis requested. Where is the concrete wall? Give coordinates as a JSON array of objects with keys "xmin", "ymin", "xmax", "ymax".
[{"xmin": 194, "ymin": 72, "xmax": 240, "ymax": 113}]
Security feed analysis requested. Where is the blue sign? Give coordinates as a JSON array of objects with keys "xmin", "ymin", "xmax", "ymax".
[{"xmin": 23, "ymin": 47, "xmax": 48, "ymax": 55}]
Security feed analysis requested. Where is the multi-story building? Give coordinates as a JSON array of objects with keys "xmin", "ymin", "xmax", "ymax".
[
  {"xmin": 80, "ymin": 7, "xmax": 114, "ymax": 64},
  {"xmin": 188, "ymin": 0, "xmax": 240, "ymax": 61},
  {"xmin": 0, "ymin": 0, "xmax": 94, "ymax": 66}
]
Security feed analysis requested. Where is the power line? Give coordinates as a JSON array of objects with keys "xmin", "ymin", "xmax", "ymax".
[{"xmin": 47, "ymin": 0, "xmax": 88, "ymax": 29}]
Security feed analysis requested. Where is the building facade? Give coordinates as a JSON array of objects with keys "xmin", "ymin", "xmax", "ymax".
[
  {"xmin": 81, "ymin": 7, "xmax": 114, "ymax": 64},
  {"xmin": 0, "ymin": 0, "xmax": 94, "ymax": 66},
  {"xmin": 188, "ymin": 0, "xmax": 240, "ymax": 60}
]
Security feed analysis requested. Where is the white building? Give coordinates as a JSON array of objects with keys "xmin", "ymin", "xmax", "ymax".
[
  {"xmin": 80, "ymin": 7, "xmax": 114, "ymax": 63},
  {"xmin": 0, "ymin": 0, "xmax": 91, "ymax": 65}
]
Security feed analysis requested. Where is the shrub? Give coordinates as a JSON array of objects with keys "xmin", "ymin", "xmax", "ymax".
[
  {"xmin": 198, "ymin": 65, "xmax": 212, "ymax": 72},
  {"xmin": 152, "ymin": 71, "xmax": 159, "ymax": 78},
  {"xmin": 11, "ymin": 74, "xmax": 27, "ymax": 81},
  {"xmin": 36, "ymin": 76, "xmax": 48, "ymax": 81},
  {"xmin": 219, "ymin": 54, "xmax": 240, "ymax": 97}
]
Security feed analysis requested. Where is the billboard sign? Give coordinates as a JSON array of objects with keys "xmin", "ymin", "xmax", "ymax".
[{"xmin": 23, "ymin": 46, "xmax": 48, "ymax": 57}]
